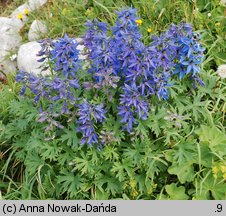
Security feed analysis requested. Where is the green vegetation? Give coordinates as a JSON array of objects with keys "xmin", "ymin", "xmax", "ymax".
[{"xmin": 0, "ymin": 0, "xmax": 226, "ymax": 200}]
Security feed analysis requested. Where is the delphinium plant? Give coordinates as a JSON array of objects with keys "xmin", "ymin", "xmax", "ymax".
[
  {"xmin": 16, "ymin": 7, "xmax": 205, "ymax": 146},
  {"xmin": 2, "ymin": 5, "xmax": 226, "ymax": 200}
]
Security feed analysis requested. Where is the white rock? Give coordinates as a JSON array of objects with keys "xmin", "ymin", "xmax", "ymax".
[
  {"xmin": 0, "ymin": 17, "xmax": 24, "ymax": 33},
  {"xmin": 75, "ymin": 38, "xmax": 86, "ymax": 60},
  {"xmin": 0, "ymin": 17, "xmax": 22, "ymax": 74},
  {"xmin": 17, "ymin": 41, "xmax": 51, "ymax": 76},
  {"xmin": 10, "ymin": 3, "xmax": 31, "ymax": 21},
  {"xmin": 0, "ymin": 30, "xmax": 22, "ymax": 52},
  {"xmin": 17, "ymin": 38, "xmax": 86, "ymax": 76},
  {"xmin": 28, "ymin": 0, "xmax": 48, "ymax": 10},
  {"xmin": 0, "ymin": 55, "xmax": 17, "ymax": 74},
  {"xmin": 0, "ymin": 49, "xmax": 17, "ymax": 73},
  {"xmin": 28, "ymin": 20, "xmax": 47, "ymax": 41}
]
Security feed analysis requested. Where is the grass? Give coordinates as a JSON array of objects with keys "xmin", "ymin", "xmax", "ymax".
[{"xmin": 0, "ymin": 0, "xmax": 24, "ymax": 16}]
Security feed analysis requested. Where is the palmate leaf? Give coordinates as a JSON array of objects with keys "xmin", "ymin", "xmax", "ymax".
[
  {"xmin": 173, "ymin": 93, "xmax": 208, "ymax": 122},
  {"xmin": 144, "ymin": 107, "xmax": 167, "ymax": 137},
  {"xmin": 3, "ymin": 119, "xmax": 29, "ymax": 139},
  {"xmin": 135, "ymin": 120, "xmax": 149, "ymax": 138},
  {"xmin": 102, "ymin": 115, "xmax": 125, "ymax": 141},
  {"xmin": 57, "ymin": 145, "xmax": 76, "ymax": 166},
  {"xmin": 57, "ymin": 169, "xmax": 83, "ymax": 198},
  {"xmin": 146, "ymin": 153, "xmax": 168, "ymax": 180},
  {"xmin": 134, "ymin": 173, "xmax": 147, "ymax": 193},
  {"xmin": 196, "ymin": 125, "xmax": 226, "ymax": 157},
  {"xmin": 111, "ymin": 159, "xmax": 134, "ymax": 182},
  {"xmin": 124, "ymin": 139, "xmax": 147, "ymax": 166},
  {"xmin": 194, "ymin": 171, "xmax": 226, "ymax": 200},
  {"xmin": 39, "ymin": 140, "xmax": 62, "ymax": 162},
  {"xmin": 185, "ymin": 93, "xmax": 208, "ymax": 122},
  {"xmin": 73, "ymin": 152, "xmax": 96, "ymax": 176},
  {"xmin": 168, "ymin": 83, "xmax": 186, "ymax": 99},
  {"xmin": 111, "ymin": 161, "xmax": 126, "ymax": 182},
  {"xmin": 95, "ymin": 174, "xmax": 122, "ymax": 196},
  {"xmin": 165, "ymin": 140, "xmax": 197, "ymax": 183},
  {"xmin": 165, "ymin": 183, "xmax": 189, "ymax": 200},
  {"xmin": 24, "ymin": 152, "xmax": 45, "ymax": 176},
  {"xmin": 58, "ymin": 124, "xmax": 79, "ymax": 148},
  {"xmin": 102, "ymin": 146, "xmax": 119, "ymax": 161},
  {"xmin": 198, "ymin": 144, "xmax": 214, "ymax": 168},
  {"xmin": 8, "ymin": 99, "xmax": 38, "ymax": 121},
  {"xmin": 165, "ymin": 140, "xmax": 197, "ymax": 165},
  {"xmin": 94, "ymin": 188, "xmax": 110, "ymax": 200},
  {"xmin": 168, "ymin": 162, "xmax": 195, "ymax": 184}
]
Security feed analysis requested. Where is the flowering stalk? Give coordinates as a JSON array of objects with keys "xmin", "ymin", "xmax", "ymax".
[{"xmin": 77, "ymin": 100, "xmax": 106, "ymax": 145}]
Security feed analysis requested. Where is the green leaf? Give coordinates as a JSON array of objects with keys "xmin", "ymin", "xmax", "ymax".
[
  {"xmin": 94, "ymin": 188, "xmax": 110, "ymax": 200},
  {"xmin": 196, "ymin": 125, "xmax": 226, "ymax": 157},
  {"xmin": 111, "ymin": 159, "xmax": 133, "ymax": 182},
  {"xmin": 59, "ymin": 124, "xmax": 79, "ymax": 148},
  {"xmin": 168, "ymin": 162, "xmax": 195, "ymax": 184},
  {"xmin": 165, "ymin": 141, "xmax": 197, "ymax": 165},
  {"xmin": 102, "ymin": 146, "xmax": 119, "ymax": 161},
  {"xmin": 135, "ymin": 120, "xmax": 149, "ymax": 138},
  {"xmin": 39, "ymin": 140, "xmax": 61, "ymax": 161},
  {"xmin": 25, "ymin": 152, "xmax": 45, "ymax": 175},
  {"xmin": 195, "ymin": 171, "xmax": 226, "ymax": 200},
  {"xmin": 165, "ymin": 183, "xmax": 189, "ymax": 200},
  {"xmin": 73, "ymin": 152, "xmax": 96, "ymax": 176},
  {"xmin": 111, "ymin": 162, "xmax": 126, "ymax": 182},
  {"xmin": 144, "ymin": 107, "xmax": 167, "ymax": 137},
  {"xmin": 124, "ymin": 140, "xmax": 147, "ymax": 165},
  {"xmin": 95, "ymin": 174, "xmax": 122, "ymax": 196},
  {"xmin": 57, "ymin": 170, "xmax": 83, "ymax": 198},
  {"xmin": 198, "ymin": 144, "xmax": 214, "ymax": 168}
]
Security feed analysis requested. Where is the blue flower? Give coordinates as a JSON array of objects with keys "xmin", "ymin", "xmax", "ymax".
[
  {"xmin": 170, "ymin": 24, "xmax": 205, "ymax": 81},
  {"xmin": 118, "ymin": 83, "xmax": 149, "ymax": 132},
  {"xmin": 77, "ymin": 100, "xmax": 106, "ymax": 145},
  {"xmin": 50, "ymin": 34, "xmax": 81, "ymax": 78},
  {"xmin": 117, "ymin": 105, "xmax": 137, "ymax": 132},
  {"xmin": 37, "ymin": 38, "xmax": 53, "ymax": 64}
]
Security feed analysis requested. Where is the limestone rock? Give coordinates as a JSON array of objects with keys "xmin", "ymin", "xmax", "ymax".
[
  {"xmin": 10, "ymin": 3, "xmax": 31, "ymax": 22},
  {"xmin": 28, "ymin": 20, "xmax": 47, "ymax": 41},
  {"xmin": 0, "ymin": 17, "xmax": 23, "ymax": 33},
  {"xmin": 76, "ymin": 38, "xmax": 86, "ymax": 60},
  {"xmin": 28, "ymin": 0, "xmax": 48, "ymax": 10},
  {"xmin": 17, "ymin": 38, "xmax": 86, "ymax": 76},
  {"xmin": 17, "ymin": 41, "xmax": 51, "ymax": 76},
  {"xmin": 0, "ymin": 53, "xmax": 17, "ymax": 74},
  {"xmin": 0, "ymin": 28, "xmax": 22, "ymax": 52},
  {"xmin": 0, "ymin": 17, "xmax": 22, "ymax": 73}
]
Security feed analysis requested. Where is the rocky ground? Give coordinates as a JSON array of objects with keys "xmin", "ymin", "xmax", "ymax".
[
  {"xmin": 0, "ymin": 0, "xmax": 85, "ymax": 80},
  {"xmin": 0, "ymin": 0, "xmax": 48, "ymax": 77}
]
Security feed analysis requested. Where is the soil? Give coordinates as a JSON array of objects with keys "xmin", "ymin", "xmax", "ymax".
[{"xmin": 0, "ymin": 0, "xmax": 13, "ymax": 7}]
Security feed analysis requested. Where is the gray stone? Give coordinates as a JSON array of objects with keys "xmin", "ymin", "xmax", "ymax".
[
  {"xmin": 0, "ymin": 30, "xmax": 22, "ymax": 53},
  {"xmin": 75, "ymin": 38, "xmax": 86, "ymax": 60},
  {"xmin": 28, "ymin": 0, "xmax": 48, "ymax": 10},
  {"xmin": 0, "ymin": 53, "xmax": 17, "ymax": 74},
  {"xmin": 0, "ymin": 17, "xmax": 22, "ymax": 73},
  {"xmin": 0, "ymin": 17, "xmax": 23, "ymax": 33},
  {"xmin": 17, "ymin": 38, "xmax": 86, "ymax": 76},
  {"xmin": 10, "ymin": 3, "xmax": 31, "ymax": 22},
  {"xmin": 17, "ymin": 41, "xmax": 51, "ymax": 76},
  {"xmin": 28, "ymin": 20, "xmax": 47, "ymax": 41}
]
